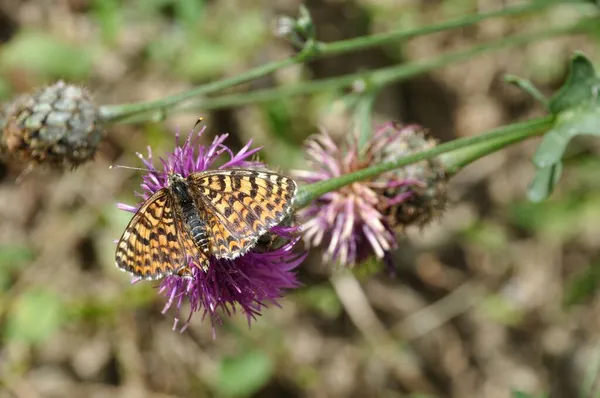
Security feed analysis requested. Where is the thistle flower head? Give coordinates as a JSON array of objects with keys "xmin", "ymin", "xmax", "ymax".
[
  {"xmin": 117, "ymin": 126, "xmax": 305, "ymax": 334},
  {"xmin": 295, "ymin": 122, "xmax": 447, "ymax": 269},
  {"xmin": 0, "ymin": 81, "xmax": 102, "ymax": 169}
]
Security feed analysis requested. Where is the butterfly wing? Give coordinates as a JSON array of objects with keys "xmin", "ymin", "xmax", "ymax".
[
  {"xmin": 115, "ymin": 189, "xmax": 206, "ymax": 279},
  {"xmin": 187, "ymin": 169, "xmax": 297, "ymax": 259}
]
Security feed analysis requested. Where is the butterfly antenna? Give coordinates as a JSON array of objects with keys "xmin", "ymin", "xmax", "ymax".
[
  {"xmin": 193, "ymin": 116, "xmax": 205, "ymax": 132},
  {"xmin": 109, "ymin": 165, "xmax": 166, "ymax": 176}
]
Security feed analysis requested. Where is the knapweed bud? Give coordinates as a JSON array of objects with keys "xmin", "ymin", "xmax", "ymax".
[
  {"xmin": 371, "ymin": 123, "xmax": 448, "ymax": 228},
  {"xmin": 273, "ymin": 5, "xmax": 316, "ymax": 51},
  {"xmin": 0, "ymin": 81, "xmax": 103, "ymax": 168}
]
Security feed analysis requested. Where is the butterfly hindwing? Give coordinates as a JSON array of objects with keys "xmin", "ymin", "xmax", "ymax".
[{"xmin": 115, "ymin": 189, "xmax": 187, "ymax": 279}]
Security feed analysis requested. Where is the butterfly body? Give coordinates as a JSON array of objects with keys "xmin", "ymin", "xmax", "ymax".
[
  {"xmin": 115, "ymin": 169, "xmax": 297, "ymax": 280},
  {"xmin": 168, "ymin": 173, "xmax": 210, "ymax": 254}
]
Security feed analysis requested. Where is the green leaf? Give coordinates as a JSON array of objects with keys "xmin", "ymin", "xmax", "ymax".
[
  {"xmin": 264, "ymin": 100, "xmax": 293, "ymax": 143},
  {"xmin": 0, "ymin": 31, "xmax": 93, "ymax": 80},
  {"xmin": 529, "ymin": 102, "xmax": 600, "ymax": 200},
  {"xmin": 527, "ymin": 162, "xmax": 563, "ymax": 202},
  {"xmin": 511, "ymin": 391, "xmax": 533, "ymax": 398},
  {"xmin": 0, "ymin": 245, "xmax": 34, "ymax": 291},
  {"xmin": 215, "ymin": 350, "xmax": 273, "ymax": 397},
  {"xmin": 295, "ymin": 285, "xmax": 342, "ymax": 319},
  {"xmin": 511, "ymin": 390, "xmax": 547, "ymax": 398},
  {"xmin": 504, "ymin": 74, "xmax": 549, "ymax": 108},
  {"xmin": 0, "ymin": 245, "xmax": 34, "ymax": 268},
  {"xmin": 564, "ymin": 262, "xmax": 600, "ymax": 306},
  {"xmin": 533, "ymin": 104, "xmax": 600, "ymax": 168},
  {"xmin": 91, "ymin": 0, "xmax": 122, "ymax": 45},
  {"xmin": 549, "ymin": 53, "xmax": 600, "ymax": 115},
  {"xmin": 525, "ymin": 53, "xmax": 600, "ymax": 201},
  {"xmin": 4, "ymin": 290, "xmax": 65, "ymax": 344}
]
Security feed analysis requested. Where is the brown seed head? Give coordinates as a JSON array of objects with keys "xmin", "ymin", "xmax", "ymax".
[{"xmin": 0, "ymin": 81, "xmax": 103, "ymax": 169}]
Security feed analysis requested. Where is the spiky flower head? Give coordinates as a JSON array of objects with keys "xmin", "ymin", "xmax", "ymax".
[
  {"xmin": 0, "ymin": 81, "xmax": 103, "ymax": 169},
  {"xmin": 117, "ymin": 126, "xmax": 305, "ymax": 334},
  {"xmin": 295, "ymin": 122, "xmax": 447, "ymax": 269}
]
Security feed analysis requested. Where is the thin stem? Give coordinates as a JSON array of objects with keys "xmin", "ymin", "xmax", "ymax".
[
  {"xmin": 504, "ymin": 74, "xmax": 550, "ymax": 108},
  {"xmin": 440, "ymin": 116, "xmax": 553, "ymax": 175},
  {"xmin": 356, "ymin": 90, "xmax": 378, "ymax": 151},
  {"xmin": 319, "ymin": 0, "xmax": 571, "ymax": 57},
  {"xmin": 98, "ymin": 57, "xmax": 297, "ymax": 123},
  {"xmin": 295, "ymin": 116, "xmax": 553, "ymax": 208},
  {"xmin": 98, "ymin": 0, "xmax": 568, "ymax": 123},
  {"xmin": 161, "ymin": 18, "xmax": 596, "ymax": 115}
]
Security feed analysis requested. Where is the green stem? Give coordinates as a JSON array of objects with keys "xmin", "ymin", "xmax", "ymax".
[
  {"xmin": 98, "ymin": 0, "xmax": 568, "ymax": 123},
  {"xmin": 439, "ymin": 116, "xmax": 554, "ymax": 176},
  {"xmin": 163, "ymin": 18, "xmax": 596, "ymax": 115},
  {"xmin": 356, "ymin": 90, "xmax": 378, "ymax": 151},
  {"xmin": 318, "ymin": 0, "xmax": 572, "ymax": 57},
  {"xmin": 295, "ymin": 116, "xmax": 553, "ymax": 208}
]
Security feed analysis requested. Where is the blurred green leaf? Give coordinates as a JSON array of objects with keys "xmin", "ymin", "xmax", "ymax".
[
  {"xmin": 481, "ymin": 294, "xmax": 524, "ymax": 326},
  {"xmin": 174, "ymin": 0, "xmax": 205, "ymax": 33},
  {"xmin": 564, "ymin": 262, "xmax": 600, "ymax": 306},
  {"xmin": 0, "ymin": 245, "xmax": 34, "ymax": 291},
  {"xmin": 511, "ymin": 390, "xmax": 547, "ymax": 398},
  {"xmin": 0, "ymin": 245, "xmax": 34, "ymax": 268},
  {"xmin": 179, "ymin": 41, "xmax": 239, "ymax": 80},
  {"xmin": 0, "ymin": 76, "xmax": 12, "ymax": 100},
  {"xmin": 264, "ymin": 100, "xmax": 293, "ymax": 143},
  {"xmin": 216, "ymin": 350, "xmax": 273, "ymax": 397},
  {"xmin": 295, "ymin": 285, "xmax": 342, "ymax": 319},
  {"xmin": 0, "ymin": 31, "xmax": 93, "ymax": 80},
  {"xmin": 4, "ymin": 290, "xmax": 65, "ymax": 344},
  {"xmin": 461, "ymin": 221, "xmax": 508, "ymax": 251},
  {"xmin": 527, "ymin": 162, "xmax": 563, "ymax": 202},
  {"xmin": 220, "ymin": 11, "xmax": 266, "ymax": 51},
  {"xmin": 511, "ymin": 191, "xmax": 600, "ymax": 240},
  {"xmin": 549, "ymin": 53, "xmax": 600, "ymax": 115},
  {"xmin": 511, "ymin": 194, "xmax": 580, "ymax": 238},
  {"xmin": 91, "ymin": 0, "xmax": 122, "ymax": 45}
]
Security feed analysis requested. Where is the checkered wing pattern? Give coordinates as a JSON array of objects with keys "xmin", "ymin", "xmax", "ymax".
[
  {"xmin": 187, "ymin": 169, "xmax": 297, "ymax": 259},
  {"xmin": 115, "ymin": 189, "xmax": 206, "ymax": 279}
]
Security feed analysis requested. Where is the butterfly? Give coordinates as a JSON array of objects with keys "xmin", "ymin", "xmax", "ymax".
[{"xmin": 115, "ymin": 169, "xmax": 298, "ymax": 280}]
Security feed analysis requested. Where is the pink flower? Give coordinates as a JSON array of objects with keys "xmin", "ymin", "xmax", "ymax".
[
  {"xmin": 117, "ymin": 126, "xmax": 305, "ymax": 335},
  {"xmin": 295, "ymin": 122, "xmax": 446, "ymax": 269}
]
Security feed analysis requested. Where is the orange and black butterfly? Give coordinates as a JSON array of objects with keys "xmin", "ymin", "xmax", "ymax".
[{"xmin": 115, "ymin": 169, "xmax": 298, "ymax": 280}]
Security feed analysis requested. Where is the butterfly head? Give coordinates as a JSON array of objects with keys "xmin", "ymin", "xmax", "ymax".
[{"xmin": 167, "ymin": 172, "xmax": 185, "ymax": 186}]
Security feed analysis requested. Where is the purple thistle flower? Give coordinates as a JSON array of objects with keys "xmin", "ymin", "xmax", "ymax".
[
  {"xmin": 294, "ymin": 122, "xmax": 447, "ymax": 269},
  {"xmin": 117, "ymin": 126, "xmax": 305, "ymax": 335}
]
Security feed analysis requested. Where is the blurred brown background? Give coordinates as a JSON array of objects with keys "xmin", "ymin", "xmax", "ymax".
[{"xmin": 1, "ymin": 1, "xmax": 600, "ymax": 397}]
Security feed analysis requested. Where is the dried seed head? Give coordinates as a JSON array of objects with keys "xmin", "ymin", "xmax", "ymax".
[
  {"xmin": 0, "ymin": 81, "xmax": 103, "ymax": 168},
  {"xmin": 373, "ymin": 123, "xmax": 448, "ymax": 228}
]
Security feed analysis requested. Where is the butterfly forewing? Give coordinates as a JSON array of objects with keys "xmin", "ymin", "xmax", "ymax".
[
  {"xmin": 115, "ymin": 189, "xmax": 187, "ymax": 279},
  {"xmin": 187, "ymin": 169, "xmax": 297, "ymax": 259}
]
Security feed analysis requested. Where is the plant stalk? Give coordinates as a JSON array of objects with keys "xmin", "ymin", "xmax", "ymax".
[
  {"xmin": 146, "ymin": 18, "xmax": 596, "ymax": 118},
  {"xmin": 98, "ymin": 0, "xmax": 571, "ymax": 123},
  {"xmin": 295, "ymin": 116, "xmax": 553, "ymax": 208}
]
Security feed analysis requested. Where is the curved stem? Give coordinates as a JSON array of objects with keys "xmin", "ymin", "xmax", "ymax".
[
  {"xmin": 98, "ymin": 0, "xmax": 569, "ymax": 123},
  {"xmin": 144, "ymin": 18, "xmax": 596, "ymax": 118},
  {"xmin": 295, "ymin": 116, "xmax": 553, "ymax": 208},
  {"xmin": 439, "ymin": 117, "xmax": 553, "ymax": 176},
  {"xmin": 319, "ymin": 0, "xmax": 570, "ymax": 57}
]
